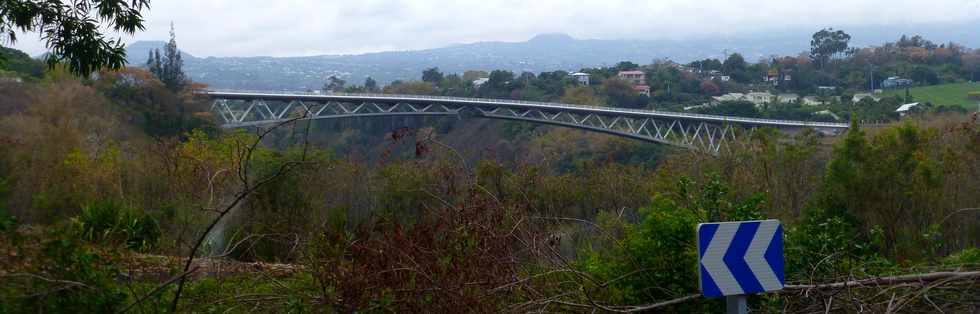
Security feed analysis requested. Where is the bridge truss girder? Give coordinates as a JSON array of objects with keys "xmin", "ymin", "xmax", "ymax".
[{"xmin": 211, "ymin": 98, "xmax": 761, "ymax": 154}]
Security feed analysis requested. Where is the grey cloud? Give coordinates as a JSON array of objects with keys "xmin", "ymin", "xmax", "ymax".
[{"xmin": 9, "ymin": 0, "xmax": 980, "ymax": 57}]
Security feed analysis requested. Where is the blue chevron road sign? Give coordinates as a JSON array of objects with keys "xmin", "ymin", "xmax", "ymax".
[{"xmin": 697, "ymin": 219, "xmax": 784, "ymax": 297}]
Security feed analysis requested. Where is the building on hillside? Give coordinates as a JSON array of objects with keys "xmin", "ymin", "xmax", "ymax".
[
  {"xmin": 617, "ymin": 70, "xmax": 646, "ymax": 85},
  {"xmin": 472, "ymin": 77, "xmax": 489, "ymax": 87},
  {"xmin": 817, "ymin": 86, "xmax": 837, "ymax": 94},
  {"xmin": 633, "ymin": 85, "xmax": 651, "ymax": 96},
  {"xmin": 852, "ymin": 93, "xmax": 882, "ymax": 103},
  {"xmin": 713, "ymin": 93, "xmax": 745, "ymax": 102},
  {"xmin": 570, "ymin": 72, "xmax": 591, "ymax": 85},
  {"xmin": 764, "ymin": 69, "xmax": 779, "ymax": 83},
  {"xmin": 0, "ymin": 73, "xmax": 22, "ymax": 84},
  {"xmin": 881, "ymin": 76, "xmax": 913, "ymax": 89},
  {"xmin": 777, "ymin": 93, "xmax": 799, "ymax": 103},
  {"xmin": 895, "ymin": 102, "xmax": 920, "ymax": 117},
  {"xmin": 765, "ymin": 69, "xmax": 793, "ymax": 86},
  {"xmin": 802, "ymin": 96, "xmax": 824, "ymax": 106},
  {"xmin": 814, "ymin": 110, "xmax": 841, "ymax": 121},
  {"xmin": 684, "ymin": 103, "xmax": 715, "ymax": 111},
  {"xmin": 705, "ymin": 70, "xmax": 730, "ymax": 82},
  {"xmin": 745, "ymin": 92, "xmax": 776, "ymax": 106}
]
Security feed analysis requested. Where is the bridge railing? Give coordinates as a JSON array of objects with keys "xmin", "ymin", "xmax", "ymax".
[{"xmin": 203, "ymin": 89, "xmax": 851, "ymax": 129}]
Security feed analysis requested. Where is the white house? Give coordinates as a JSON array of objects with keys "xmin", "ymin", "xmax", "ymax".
[
  {"xmin": 712, "ymin": 93, "xmax": 745, "ymax": 102},
  {"xmin": 745, "ymin": 92, "xmax": 776, "ymax": 106},
  {"xmin": 814, "ymin": 110, "xmax": 841, "ymax": 121},
  {"xmin": 852, "ymin": 93, "xmax": 882, "ymax": 103},
  {"xmin": 473, "ymin": 78, "xmax": 490, "ymax": 87},
  {"xmin": 0, "ymin": 73, "xmax": 23, "ymax": 84},
  {"xmin": 817, "ymin": 86, "xmax": 837, "ymax": 94},
  {"xmin": 570, "ymin": 72, "xmax": 591, "ymax": 85},
  {"xmin": 684, "ymin": 103, "xmax": 715, "ymax": 111},
  {"xmin": 802, "ymin": 96, "xmax": 824, "ymax": 106},
  {"xmin": 777, "ymin": 93, "xmax": 799, "ymax": 103},
  {"xmin": 895, "ymin": 103, "xmax": 920, "ymax": 117}
]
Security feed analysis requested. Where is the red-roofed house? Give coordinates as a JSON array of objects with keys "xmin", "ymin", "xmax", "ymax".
[
  {"xmin": 617, "ymin": 70, "xmax": 646, "ymax": 85},
  {"xmin": 633, "ymin": 85, "xmax": 651, "ymax": 96}
]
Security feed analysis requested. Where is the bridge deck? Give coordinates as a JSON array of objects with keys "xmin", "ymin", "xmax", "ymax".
[{"xmin": 203, "ymin": 90, "xmax": 851, "ymax": 130}]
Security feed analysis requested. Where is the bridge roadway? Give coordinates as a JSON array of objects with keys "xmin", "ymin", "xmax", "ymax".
[{"xmin": 205, "ymin": 90, "xmax": 851, "ymax": 153}]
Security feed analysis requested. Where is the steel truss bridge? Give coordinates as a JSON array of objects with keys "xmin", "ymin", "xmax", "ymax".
[{"xmin": 206, "ymin": 91, "xmax": 850, "ymax": 153}]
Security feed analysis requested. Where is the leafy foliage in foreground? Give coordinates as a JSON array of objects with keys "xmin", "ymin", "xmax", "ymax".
[
  {"xmin": 0, "ymin": 70, "xmax": 977, "ymax": 312},
  {"xmin": 1, "ymin": 229, "xmax": 127, "ymax": 313},
  {"xmin": 0, "ymin": 0, "xmax": 151, "ymax": 76},
  {"xmin": 71, "ymin": 200, "xmax": 160, "ymax": 252}
]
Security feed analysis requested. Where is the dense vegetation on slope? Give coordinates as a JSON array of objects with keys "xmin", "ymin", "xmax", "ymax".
[
  {"xmin": 305, "ymin": 31, "xmax": 980, "ymax": 130},
  {"xmin": 0, "ymin": 57, "xmax": 977, "ymax": 312}
]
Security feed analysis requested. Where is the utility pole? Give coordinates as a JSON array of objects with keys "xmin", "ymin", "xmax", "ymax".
[{"xmin": 868, "ymin": 64, "xmax": 875, "ymax": 92}]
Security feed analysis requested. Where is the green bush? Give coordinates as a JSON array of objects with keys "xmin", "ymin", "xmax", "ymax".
[
  {"xmin": 576, "ymin": 176, "xmax": 763, "ymax": 311},
  {"xmin": 0, "ymin": 231, "xmax": 127, "ymax": 312},
  {"xmin": 943, "ymin": 248, "xmax": 980, "ymax": 266},
  {"xmin": 784, "ymin": 207, "xmax": 881, "ymax": 281},
  {"xmin": 0, "ymin": 209, "xmax": 13, "ymax": 233},
  {"xmin": 71, "ymin": 200, "xmax": 160, "ymax": 251},
  {"xmin": 0, "ymin": 178, "xmax": 12, "ymax": 232}
]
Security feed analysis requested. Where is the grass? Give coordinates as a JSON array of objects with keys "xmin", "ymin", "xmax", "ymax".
[{"xmin": 882, "ymin": 82, "xmax": 980, "ymax": 109}]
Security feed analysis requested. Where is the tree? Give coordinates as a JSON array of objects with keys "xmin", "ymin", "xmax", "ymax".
[
  {"xmin": 323, "ymin": 76, "xmax": 346, "ymax": 92},
  {"xmin": 560, "ymin": 86, "xmax": 602, "ymax": 106},
  {"xmin": 487, "ymin": 70, "xmax": 513, "ymax": 88},
  {"xmin": 148, "ymin": 23, "xmax": 186, "ymax": 91},
  {"xmin": 481, "ymin": 70, "xmax": 514, "ymax": 97},
  {"xmin": 699, "ymin": 80, "xmax": 720, "ymax": 95},
  {"xmin": 364, "ymin": 77, "xmax": 378, "ymax": 92},
  {"xmin": 421, "ymin": 67, "xmax": 444, "ymax": 84},
  {"xmin": 462, "ymin": 70, "xmax": 488, "ymax": 82},
  {"xmin": 0, "ymin": 0, "xmax": 150, "ymax": 76},
  {"xmin": 145, "ymin": 50, "xmax": 161, "ymax": 78},
  {"xmin": 601, "ymin": 77, "xmax": 643, "ymax": 108},
  {"xmin": 722, "ymin": 53, "xmax": 750, "ymax": 83},
  {"xmin": 910, "ymin": 66, "xmax": 939, "ymax": 85},
  {"xmin": 697, "ymin": 100, "xmax": 760, "ymax": 117},
  {"xmin": 382, "ymin": 80, "xmax": 437, "ymax": 95},
  {"xmin": 810, "ymin": 28, "xmax": 851, "ymax": 69},
  {"xmin": 615, "ymin": 61, "xmax": 640, "ymax": 71},
  {"xmin": 689, "ymin": 58, "xmax": 723, "ymax": 72},
  {"xmin": 822, "ymin": 122, "xmax": 944, "ymax": 260}
]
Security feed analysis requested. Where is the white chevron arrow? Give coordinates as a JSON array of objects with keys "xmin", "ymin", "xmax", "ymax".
[
  {"xmin": 745, "ymin": 221, "xmax": 782, "ymax": 291},
  {"xmin": 701, "ymin": 223, "xmax": 742, "ymax": 295}
]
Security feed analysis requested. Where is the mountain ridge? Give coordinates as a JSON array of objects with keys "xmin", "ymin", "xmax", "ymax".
[{"xmin": 124, "ymin": 20, "xmax": 980, "ymax": 90}]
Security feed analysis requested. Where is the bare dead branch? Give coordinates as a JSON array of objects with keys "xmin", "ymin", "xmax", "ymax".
[
  {"xmin": 169, "ymin": 115, "xmax": 310, "ymax": 312},
  {"xmin": 118, "ymin": 266, "xmax": 201, "ymax": 313},
  {"xmin": 785, "ymin": 271, "xmax": 980, "ymax": 290}
]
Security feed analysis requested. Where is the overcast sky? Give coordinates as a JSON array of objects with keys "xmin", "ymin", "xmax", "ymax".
[{"xmin": 8, "ymin": 0, "xmax": 980, "ymax": 57}]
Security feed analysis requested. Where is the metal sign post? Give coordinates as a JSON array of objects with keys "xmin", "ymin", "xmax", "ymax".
[
  {"xmin": 726, "ymin": 295, "xmax": 747, "ymax": 314},
  {"xmin": 697, "ymin": 219, "xmax": 784, "ymax": 312}
]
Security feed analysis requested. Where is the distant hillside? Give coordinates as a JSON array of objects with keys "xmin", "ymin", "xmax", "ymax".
[
  {"xmin": 882, "ymin": 82, "xmax": 980, "ymax": 109},
  {"xmin": 124, "ymin": 40, "xmax": 196, "ymax": 66},
  {"xmin": 1, "ymin": 47, "xmax": 45, "ymax": 78},
  {"xmin": 124, "ymin": 34, "xmax": 809, "ymax": 91},
  {"xmin": 125, "ymin": 20, "xmax": 980, "ymax": 91}
]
